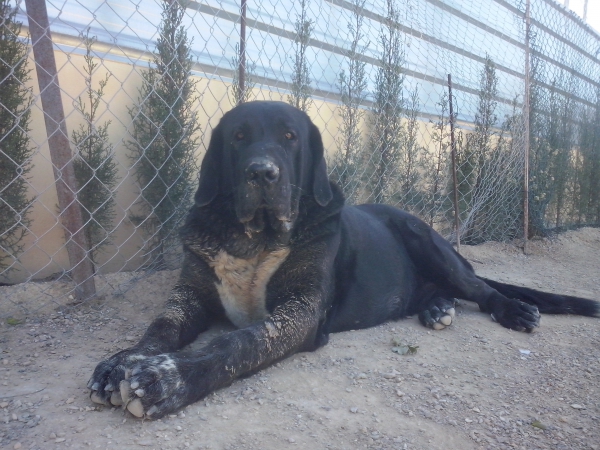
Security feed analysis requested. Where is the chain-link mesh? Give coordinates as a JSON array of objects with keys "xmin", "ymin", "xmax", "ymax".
[{"xmin": 1, "ymin": 0, "xmax": 599, "ymax": 315}]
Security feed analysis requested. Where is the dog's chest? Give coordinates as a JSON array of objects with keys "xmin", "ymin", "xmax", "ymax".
[{"xmin": 208, "ymin": 248, "xmax": 290, "ymax": 328}]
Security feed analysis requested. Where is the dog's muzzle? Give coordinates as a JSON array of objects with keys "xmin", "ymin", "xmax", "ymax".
[
  {"xmin": 236, "ymin": 157, "xmax": 293, "ymax": 235},
  {"xmin": 245, "ymin": 158, "xmax": 280, "ymax": 185}
]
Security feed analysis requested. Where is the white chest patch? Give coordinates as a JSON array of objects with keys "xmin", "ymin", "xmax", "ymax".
[{"xmin": 208, "ymin": 248, "xmax": 290, "ymax": 328}]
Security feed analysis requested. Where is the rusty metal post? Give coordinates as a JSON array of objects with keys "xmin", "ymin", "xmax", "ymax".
[
  {"xmin": 25, "ymin": 0, "xmax": 96, "ymax": 300},
  {"xmin": 523, "ymin": 0, "xmax": 531, "ymax": 254},
  {"xmin": 447, "ymin": 74, "xmax": 461, "ymax": 253},
  {"xmin": 238, "ymin": 0, "xmax": 247, "ymax": 105}
]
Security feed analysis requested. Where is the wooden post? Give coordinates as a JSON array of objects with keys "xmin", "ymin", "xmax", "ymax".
[
  {"xmin": 447, "ymin": 74, "xmax": 461, "ymax": 253},
  {"xmin": 25, "ymin": 0, "xmax": 96, "ymax": 300},
  {"xmin": 523, "ymin": 0, "xmax": 531, "ymax": 254}
]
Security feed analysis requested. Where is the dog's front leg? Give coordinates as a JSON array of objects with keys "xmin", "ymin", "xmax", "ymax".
[
  {"xmin": 88, "ymin": 282, "xmax": 214, "ymax": 406},
  {"xmin": 117, "ymin": 292, "xmax": 325, "ymax": 418}
]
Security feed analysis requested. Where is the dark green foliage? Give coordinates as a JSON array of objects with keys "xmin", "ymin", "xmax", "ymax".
[
  {"xmin": 460, "ymin": 55, "xmax": 499, "ymax": 239},
  {"xmin": 574, "ymin": 92, "xmax": 600, "ymax": 225},
  {"xmin": 367, "ymin": 0, "xmax": 405, "ymax": 204},
  {"xmin": 527, "ymin": 67, "xmax": 595, "ymax": 234},
  {"xmin": 0, "ymin": 0, "xmax": 33, "ymax": 272},
  {"xmin": 229, "ymin": 42, "xmax": 256, "ymax": 106},
  {"xmin": 287, "ymin": 0, "xmax": 313, "ymax": 112},
  {"xmin": 421, "ymin": 91, "xmax": 450, "ymax": 228},
  {"xmin": 527, "ymin": 53, "xmax": 552, "ymax": 237},
  {"xmin": 71, "ymin": 32, "xmax": 118, "ymax": 266},
  {"xmin": 331, "ymin": 0, "xmax": 368, "ymax": 204},
  {"xmin": 128, "ymin": 0, "xmax": 200, "ymax": 268},
  {"xmin": 452, "ymin": 56, "xmax": 522, "ymax": 244},
  {"xmin": 454, "ymin": 55, "xmax": 496, "ymax": 243},
  {"xmin": 394, "ymin": 87, "xmax": 424, "ymax": 209}
]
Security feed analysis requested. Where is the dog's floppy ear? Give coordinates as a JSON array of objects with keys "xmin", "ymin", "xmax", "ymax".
[
  {"xmin": 308, "ymin": 120, "xmax": 333, "ymax": 206},
  {"xmin": 195, "ymin": 123, "xmax": 223, "ymax": 206}
]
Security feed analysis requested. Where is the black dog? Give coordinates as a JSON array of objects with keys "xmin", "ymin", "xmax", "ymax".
[{"xmin": 88, "ymin": 101, "xmax": 599, "ymax": 418}]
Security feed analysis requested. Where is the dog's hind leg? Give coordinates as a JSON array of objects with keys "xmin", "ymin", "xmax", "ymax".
[{"xmin": 395, "ymin": 215, "xmax": 540, "ymax": 332}]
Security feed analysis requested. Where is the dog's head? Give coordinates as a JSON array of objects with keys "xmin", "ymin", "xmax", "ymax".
[{"xmin": 195, "ymin": 101, "xmax": 333, "ymax": 236}]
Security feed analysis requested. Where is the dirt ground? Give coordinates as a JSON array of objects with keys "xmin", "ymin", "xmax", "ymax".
[{"xmin": 1, "ymin": 228, "xmax": 599, "ymax": 450}]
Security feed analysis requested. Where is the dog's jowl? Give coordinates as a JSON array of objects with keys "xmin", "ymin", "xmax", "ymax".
[{"xmin": 88, "ymin": 101, "xmax": 600, "ymax": 418}]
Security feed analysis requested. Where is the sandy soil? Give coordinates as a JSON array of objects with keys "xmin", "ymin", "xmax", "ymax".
[{"xmin": 1, "ymin": 228, "xmax": 599, "ymax": 450}]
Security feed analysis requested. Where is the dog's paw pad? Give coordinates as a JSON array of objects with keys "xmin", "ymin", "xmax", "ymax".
[
  {"xmin": 418, "ymin": 298, "xmax": 457, "ymax": 330},
  {"xmin": 110, "ymin": 391, "xmax": 123, "ymax": 406},
  {"xmin": 90, "ymin": 391, "xmax": 106, "ymax": 405},
  {"xmin": 127, "ymin": 398, "xmax": 145, "ymax": 418}
]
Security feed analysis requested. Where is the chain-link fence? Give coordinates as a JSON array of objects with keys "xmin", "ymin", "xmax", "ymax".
[{"xmin": 1, "ymin": 0, "xmax": 599, "ymax": 314}]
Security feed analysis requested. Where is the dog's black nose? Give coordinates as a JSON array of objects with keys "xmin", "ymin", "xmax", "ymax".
[{"xmin": 246, "ymin": 159, "xmax": 280, "ymax": 184}]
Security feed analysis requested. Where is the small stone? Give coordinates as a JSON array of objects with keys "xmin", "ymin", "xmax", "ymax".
[
  {"xmin": 49, "ymin": 432, "xmax": 57, "ymax": 439},
  {"xmin": 13, "ymin": 443, "xmax": 22, "ymax": 449},
  {"xmin": 65, "ymin": 397, "xmax": 75, "ymax": 404},
  {"xmin": 465, "ymin": 418, "xmax": 473, "ymax": 423},
  {"xmin": 55, "ymin": 438, "xmax": 66, "ymax": 443},
  {"xmin": 350, "ymin": 407, "xmax": 358, "ymax": 413},
  {"xmin": 288, "ymin": 437, "xmax": 296, "ymax": 443},
  {"xmin": 136, "ymin": 439, "xmax": 154, "ymax": 446},
  {"xmin": 0, "ymin": 401, "xmax": 8, "ymax": 408},
  {"xmin": 396, "ymin": 390, "xmax": 405, "ymax": 397},
  {"xmin": 570, "ymin": 404, "xmax": 583, "ymax": 409},
  {"xmin": 125, "ymin": 336, "xmax": 136, "ymax": 341}
]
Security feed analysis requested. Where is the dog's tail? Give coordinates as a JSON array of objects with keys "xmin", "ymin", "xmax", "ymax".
[{"xmin": 479, "ymin": 277, "xmax": 600, "ymax": 317}]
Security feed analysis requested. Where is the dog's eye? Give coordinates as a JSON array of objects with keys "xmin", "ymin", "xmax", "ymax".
[
  {"xmin": 284, "ymin": 131, "xmax": 296, "ymax": 141},
  {"xmin": 234, "ymin": 131, "xmax": 245, "ymax": 141}
]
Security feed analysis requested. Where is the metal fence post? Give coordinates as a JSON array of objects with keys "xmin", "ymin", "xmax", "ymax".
[
  {"xmin": 238, "ymin": 0, "xmax": 247, "ymax": 105},
  {"xmin": 24, "ymin": 0, "xmax": 96, "ymax": 300},
  {"xmin": 523, "ymin": 0, "xmax": 531, "ymax": 254},
  {"xmin": 447, "ymin": 74, "xmax": 461, "ymax": 253}
]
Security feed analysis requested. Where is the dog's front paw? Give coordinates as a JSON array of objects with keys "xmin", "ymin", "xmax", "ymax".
[
  {"xmin": 87, "ymin": 350, "xmax": 150, "ymax": 406},
  {"xmin": 119, "ymin": 354, "xmax": 207, "ymax": 419},
  {"xmin": 490, "ymin": 298, "xmax": 540, "ymax": 332}
]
